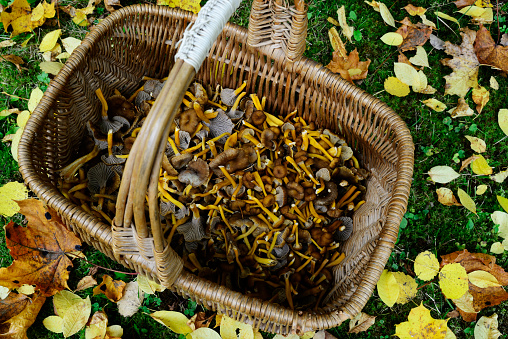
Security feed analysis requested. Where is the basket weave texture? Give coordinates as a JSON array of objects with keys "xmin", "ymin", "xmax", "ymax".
[{"xmin": 19, "ymin": 3, "xmax": 414, "ymax": 335}]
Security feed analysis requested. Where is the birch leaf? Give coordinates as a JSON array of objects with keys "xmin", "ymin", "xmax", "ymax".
[
  {"xmin": 414, "ymin": 251, "xmax": 440, "ymax": 281},
  {"xmin": 474, "ymin": 314, "xmax": 502, "ymax": 339},
  {"xmin": 150, "ymin": 311, "xmax": 192, "ymax": 334},
  {"xmin": 394, "ymin": 62, "xmax": 420, "ymax": 87},
  {"xmin": 376, "ymin": 269, "xmax": 399, "ymax": 307},
  {"xmin": 498, "ymin": 109, "xmax": 508, "ymax": 136},
  {"xmin": 471, "ymin": 154, "xmax": 493, "ymax": 175},
  {"xmin": 380, "ymin": 32, "xmax": 403, "ymax": 46},
  {"xmin": 497, "ymin": 196, "xmax": 508, "ymax": 213},
  {"xmin": 39, "ymin": 29, "xmax": 61, "ymax": 52},
  {"xmin": 436, "ymin": 187, "xmax": 461, "ymax": 206},
  {"xmin": 409, "ymin": 46, "xmax": 429, "ymax": 67},
  {"xmin": 465, "ymin": 136, "xmax": 486, "ymax": 153},
  {"xmin": 379, "ymin": 2, "xmax": 396, "ymax": 27},
  {"xmin": 436, "ymin": 11, "xmax": 460, "ymax": 26},
  {"xmin": 428, "ymin": 166, "xmax": 460, "ymax": 183},
  {"xmin": 439, "ymin": 263, "xmax": 469, "ymax": 299},
  {"xmin": 395, "ymin": 303, "xmax": 448, "ymax": 339},
  {"xmin": 468, "ymin": 271, "xmax": 501, "ymax": 288},
  {"xmin": 476, "ymin": 185, "xmax": 488, "ymax": 195},
  {"xmin": 457, "ymin": 188, "xmax": 477, "ymax": 214},
  {"xmin": 423, "ymin": 98, "xmax": 447, "ymax": 112},
  {"xmin": 491, "ymin": 170, "xmax": 508, "ymax": 183},
  {"xmin": 384, "ymin": 77, "xmax": 410, "ymax": 97}
]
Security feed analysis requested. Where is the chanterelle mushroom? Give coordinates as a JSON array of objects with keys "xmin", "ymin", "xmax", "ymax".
[{"xmin": 178, "ymin": 158, "xmax": 210, "ymax": 187}]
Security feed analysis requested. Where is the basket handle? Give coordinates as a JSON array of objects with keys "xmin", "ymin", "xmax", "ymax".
[
  {"xmin": 113, "ymin": 0, "xmax": 242, "ymax": 287},
  {"xmin": 247, "ymin": 0, "xmax": 307, "ymax": 69}
]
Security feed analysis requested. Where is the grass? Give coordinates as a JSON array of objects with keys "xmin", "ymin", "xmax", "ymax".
[{"xmin": 1, "ymin": 0, "xmax": 508, "ymax": 338}]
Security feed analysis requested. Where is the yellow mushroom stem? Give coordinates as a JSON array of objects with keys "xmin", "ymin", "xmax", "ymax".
[
  {"xmin": 95, "ymin": 88, "xmax": 108, "ymax": 118},
  {"xmin": 94, "ymin": 194, "xmax": 117, "ymax": 200},
  {"xmin": 354, "ymin": 200, "xmax": 366, "ymax": 211},
  {"xmin": 310, "ymin": 259, "xmax": 329, "ymax": 281},
  {"xmin": 286, "ymin": 156, "xmax": 302, "ymax": 174},
  {"xmin": 253, "ymin": 255, "xmax": 277, "ymax": 266},
  {"xmin": 204, "ymin": 111, "xmax": 218, "ymax": 120},
  {"xmin": 91, "ymin": 206, "xmax": 112, "ymax": 224},
  {"xmin": 327, "ymin": 147, "xmax": 341, "ymax": 157},
  {"xmin": 310, "ymin": 238, "xmax": 324, "ymax": 252},
  {"xmin": 293, "ymin": 250, "xmax": 311, "ymax": 260},
  {"xmin": 291, "ymin": 204, "xmax": 306, "ymax": 219},
  {"xmin": 247, "ymin": 232, "xmax": 266, "ymax": 256},
  {"xmin": 326, "ymin": 253, "xmax": 346, "ymax": 268},
  {"xmin": 81, "ymin": 203, "xmax": 91, "ymax": 213},
  {"xmin": 174, "ymin": 127, "xmax": 180, "ymax": 147},
  {"xmin": 351, "ymin": 156, "xmax": 360, "ymax": 169},
  {"xmin": 308, "ymin": 136, "xmax": 334, "ymax": 161},
  {"xmin": 261, "ymin": 96, "xmax": 266, "ymax": 110},
  {"xmin": 193, "ymin": 148, "xmax": 209, "ymax": 159},
  {"xmin": 231, "ymin": 176, "xmax": 243, "ymax": 201},
  {"xmin": 249, "ymin": 196, "xmax": 280, "ymax": 224},
  {"xmin": 207, "ymin": 100, "xmax": 227, "ymax": 110},
  {"xmin": 290, "ymin": 129, "xmax": 297, "ymax": 141},
  {"xmin": 207, "ymin": 140, "xmax": 218, "ymax": 157},
  {"xmin": 307, "ymin": 153, "xmax": 330, "ymax": 163},
  {"xmin": 234, "ymin": 81, "xmax": 247, "ymax": 96},
  {"xmin": 191, "ymin": 123, "xmax": 204, "ymax": 138},
  {"xmin": 250, "ymin": 94, "xmax": 263, "ymax": 111},
  {"xmin": 185, "ymin": 91, "xmax": 197, "ymax": 102},
  {"xmin": 235, "ymin": 225, "xmax": 259, "ymax": 241},
  {"xmin": 193, "ymin": 102, "xmax": 210, "ymax": 123},
  {"xmin": 285, "ymin": 276, "xmax": 294, "ymax": 309},
  {"xmin": 224, "ymin": 132, "xmax": 238, "ymax": 151},
  {"xmin": 256, "ymin": 149, "xmax": 262, "ymax": 170},
  {"xmin": 299, "ymin": 162, "xmax": 319, "ymax": 185},
  {"xmin": 73, "ymin": 191, "xmax": 91, "ymax": 201},
  {"xmin": 295, "ymin": 257, "xmax": 313, "ymax": 273},
  {"xmin": 68, "ymin": 182, "xmax": 88, "ymax": 194},
  {"xmin": 128, "ymin": 85, "xmax": 144, "ymax": 102},
  {"xmin": 182, "ymin": 142, "xmax": 204, "ymax": 154},
  {"xmin": 242, "ymin": 133, "xmax": 262, "ymax": 148},
  {"xmin": 284, "ymin": 109, "xmax": 298, "ymax": 122},
  {"xmin": 242, "ymin": 121, "xmax": 262, "ymax": 133},
  {"xmin": 129, "ymin": 127, "xmax": 141, "ymax": 137},
  {"xmin": 327, "ymin": 242, "xmax": 341, "ymax": 251},
  {"xmin": 59, "ymin": 146, "xmax": 100, "ymax": 181},
  {"xmin": 340, "ymin": 191, "xmax": 361, "ymax": 208},
  {"xmin": 219, "ymin": 166, "xmax": 237, "ymax": 189},
  {"xmin": 231, "ymin": 92, "xmax": 246, "ymax": 112},
  {"xmin": 209, "ymin": 132, "xmax": 231, "ymax": 143},
  {"xmin": 183, "ymin": 184, "xmax": 193, "ymax": 196},
  {"xmin": 252, "ymin": 172, "xmax": 267, "ymax": 196},
  {"xmin": 219, "ymin": 205, "xmax": 234, "ymax": 233},
  {"xmin": 301, "ymin": 130, "xmax": 309, "ymax": 151},
  {"xmin": 233, "ymin": 248, "xmax": 244, "ymax": 271},
  {"xmin": 158, "ymin": 182, "xmax": 185, "ymax": 209},
  {"xmin": 167, "ymin": 137, "xmax": 180, "ymax": 155},
  {"xmin": 314, "ymin": 274, "xmax": 327, "ymax": 286},
  {"xmin": 188, "ymin": 253, "xmax": 203, "ymax": 270},
  {"xmin": 319, "ymin": 135, "xmax": 334, "ymax": 149},
  {"xmin": 167, "ymin": 216, "xmax": 190, "ymax": 244},
  {"xmin": 309, "ymin": 201, "xmax": 323, "ymax": 221},
  {"xmin": 265, "ymin": 113, "xmax": 284, "ymax": 127},
  {"xmin": 182, "ymin": 97, "xmax": 192, "ymax": 108},
  {"xmin": 316, "ymin": 178, "xmax": 326, "ymax": 195},
  {"xmin": 266, "ymin": 231, "xmax": 280, "ymax": 258},
  {"xmin": 257, "ymin": 214, "xmax": 271, "ymax": 228},
  {"xmin": 106, "ymin": 129, "xmax": 114, "ymax": 157},
  {"xmin": 337, "ymin": 186, "xmax": 357, "ymax": 206}
]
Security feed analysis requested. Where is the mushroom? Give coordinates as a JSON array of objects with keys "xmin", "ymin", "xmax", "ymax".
[
  {"xmin": 251, "ymin": 110, "xmax": 266, "ymax": 126},
  {"xmin": 334, "ymin": 217, "xmax": 353, "ymax": 242},
  {"xmin": 179, "ymin": 108, "xmax": 200, "ymax": 135},
  {"xmin": 273, "ymin": 165, "xmax": 288, "ymax": 179},
  {"xmin": 177, "ymin": 204, "xmax": 208, "ymax": 242},
  {"xmin": 275, "ymin": 186, "xmax": 287, "ymax": 207},
  {"xmin": 314, "ymin": 181, "xmax": 338, "ymax": 207},
  {"xmin": 260, "ymin": 129, "xmax": 276, "ymax": 151},
  {"xmin": 178, "ymin": 158, "xmax": 210, "ymax": 187},
  {"xmin": 315, "ymin": 168, "xmax": 331, "ymax": 182},
  {"xmin": 205, "ymin": 110, "xmax": 235, "ymax": 143},
  {"xmin": 59, "ymin": 145, "xmax": 99, "ymax": 181},
  {"xmin": 95, "ymin": 89, "xmax": 130, "ymax": 135},
  {"xmin": 107, "ymin": 94, "xmax": 136, "ymax": 121},
  {"xmin": 286, "ymin": 182, "xmax": 304, "ymax": 200},
  {"xmin": 170, "ymin": 152, "xmax": 193, "ymax": 169},
  {"xmin": 209, "ymin": 146, "xmax": 257, "ymax": 174},
  {"xmin": 135, "ymin": 90, "xmax": 151, "ymax": 108},
  {"xmin": 87, "ymin": 162, "xmax": 120, "ymax": 195},
  {"xmin": 101, "ymin": 129, "xmax": 126, "ymax": 169},
  {"xmin": 220, "ymin": 81, "xmax": 247, "ymax": 106},
  {"xmin": 240, "ymin": 128, "xmax": 262, "ymax": 148},
  {"xmin": 144, "ymin": 79, "xmax": 164, "ymax": 98}
]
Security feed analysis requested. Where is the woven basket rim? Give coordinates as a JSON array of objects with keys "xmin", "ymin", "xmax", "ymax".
[{"xmin": 18, "ymin": 4, "xmax": 415, "ymax": 333}]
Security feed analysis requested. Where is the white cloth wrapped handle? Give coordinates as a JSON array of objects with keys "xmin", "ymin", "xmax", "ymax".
[{"xmin": 175, "ymin": 0, "xmax": 242, "ymax": 71}]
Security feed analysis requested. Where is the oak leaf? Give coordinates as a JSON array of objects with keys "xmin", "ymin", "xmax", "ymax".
[
  {"xmin": 395, "ymin": 303, "xmax": 448, "ymax": 339},
  {"xmin": 348, "ymin": 312, "xmax": 376, "ymax": 334},
  {"xmin": 474, "ymin": 24, "xmax": 508, "ymax": 72},
  {"xmin": 0, "ymin": 199, "xmax": 82, "ymax": 296},
  {"xmin": 395, "ymin": 18, "xmax": 432, "ymax": 52},
  {"xmin": 93, "ymin": 275, "xmax": 126, "ymax": 302},
  {"xmin": 441, "ymin": 28, "xmax": 479, "ymax": 97},
  {"xmin": 326, "ymin": 49, "xmax": 371, "ymax": 83},
  {"xmin": 0, "ymin": 292, "xmax": 46, "ymax": 339}
]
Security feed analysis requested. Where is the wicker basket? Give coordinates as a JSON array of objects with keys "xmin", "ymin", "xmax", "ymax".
[{"xmin": 19, "ymin": 1, "xmax": 414, "ymax": 335}]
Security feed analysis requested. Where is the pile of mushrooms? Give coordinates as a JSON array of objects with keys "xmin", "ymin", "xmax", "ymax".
[{"xmin": 57, "ymin": 78, "xmax": 369, "ymax": 309}]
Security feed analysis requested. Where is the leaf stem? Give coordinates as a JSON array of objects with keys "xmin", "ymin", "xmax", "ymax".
[{"xmin": 71, "ymin": 254, "xmax": 138, "ymax": 275}]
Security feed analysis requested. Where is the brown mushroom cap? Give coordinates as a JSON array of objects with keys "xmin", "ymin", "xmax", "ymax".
[
  {"xmin": 193, "ymin": 82, "xmax": 208, "ymax": 105},
  {"xmin": 280, "ymin": 205, "xmax": 297, "ymax": 220},
  {"xmin": 171, "ymin": 152, "xmax": 193, "ymax": 169},
  {"xmin": 261, "ymin": 129, "xmax": 276, "ymax": 151},
  {"xmin": 251, "ymin": 110, "xmax": 266, "ymax": 126},
  {"xmin": 179, "ymin": 108, "xmax": 200, "ymax": 134},
  {"xmin": 315, "ymin": 181, "xmax": 338, "ymax": 206},
  {"xmin": 275, "ymin": 186, "xmax": 287, "ymax": 207},
  {"xmin": 273, "ymin": 165, "xmax": 288, "ymax": 179},
  {"xmin": 178, "ymin": 158, "xmax": 210, "ymax": 187},
  {"xmin": 286, "ymin": 181, "xmax": 304, "ymax": 200},
  {"xmin": 107, "ymin": 95, "xmax": 136, "ymax": 121}
]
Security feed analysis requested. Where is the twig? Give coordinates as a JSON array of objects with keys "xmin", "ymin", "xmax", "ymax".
[
  {"xmin": 417, "ymin": 279, "xmax": 436, "ymax": 290},
  {"xmin": 369, "ymin": 50, "xmax": 398, "ymax": 80},
  {"xmin": 436, "ymin": 17, "xmax": 459, "ymax": 38},
  {"xmin": 1, "ymin": 92, "xmax": 28, "ymax": 100},
  {"xmin": 71, "ymin": 254, "xmax": 138, "ymax": 275},
  {"xmin": 494, "ymin": 135, "xmax": 508, "ymax": 145},
  {"xmin": 497, "ymin": 0, "xmax": 500, "ymax": 44}
]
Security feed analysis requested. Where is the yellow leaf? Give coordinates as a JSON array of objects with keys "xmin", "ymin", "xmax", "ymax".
[
  {"xmin": 472, "ymin": 86, "xmax": 489, "ymax": 113},
  {"xmin": 474, "ymin": 314, "xmax": 502, "ymax": 339},
  {"xmin": 39, "ymin": 61, "xmax": 64, "ymax": 75},
  {"xmin": 0, "ymin": 181, "xmax": 29, "ymax": 217},
  {"xmin": 327, "ymin": 17, "xmax": 340, "ymax": 26},
  {"xmin": 62, "ymin": 296, "xmax": 92, "ymax": 337},
  {"xmin": 439, "ymin": 263, "xmax": 469, "ymax": 299},
  {"xmin": 16, "ymin": 284, "xmax": 35, "ymax": 295},
  {"xmin": 452, "ymin": 290, "xmax": 477, "ymax": 314},
  {"xmin": 414, "ymin": 251, "xmax": 440, "ymax": 281},
  {"xmin": 471, "ymin": 154, "xmax": 493, "ymax": 175},
  {"xmin": 490, "ymin": 76, "xmax": 499, "ymax": 90},
  {"xmin": 491, "ymin": 170, "xmax": 508, "ymax": 183},
  {"xmin": 457, "ymin": 188, "xmax": 477, "ymax": 215},
  {"xmin": 423, "ymin": 98, "xmax": 447, "ymax": 112},
  {"xmin": 72, "ymin": 6, "xmax": 94, "ymax": 26},
  {"xmin": 31, "ymin": 3, "xmax": 44, "ymax": 22},
  {"xmin": 379, "ymin": 2, "xmax": 396, "ymax": 27},
  {"xmin": 395, "ymin": 303, "xmax": 448, "ymax": 339},
  {"xmin": 0, "ymin": 40, "xmax": 16, "ymax": 48},
  {"xmin": 465, "ymin": 135, "xmax": 486, "ymax": 153},
  {"xmin": 336, "ymin": 6, "xmax": 354, "ymax": 43},
  {"xmin": 61, "ymin": 37, "xmax": 81, "ymax": 55},
  {"xmin": 220, "ymin": 315, "xmax": 255, "ymax": 339},
  {"xmin": 179, "ymin": 0, "xmax": 201, "ymax": 13},
  {"xmin": 436, "ymin": 187, "xmax": 461, "ymax": 206},
  {"xmin": 137, "ymin": 275, "xmax": 165, "ymax": 294},
  {"xmin": 468, "ymin": 271, "xmax": 501, "ymax": 288},
  {"xmin": 428, "ymin": 166, "xmax": 460, "ymax": 183},
  {"xmin": 10, "ymin": 127, "xmax": 23, "ymax": 162},
  {"xmin": 348, "ymin": 313, "xmax": 376, "ymax": 334},
  {"xmin": 409, "ymin": 46, "xmax": 429, "ymax": 67},
  {"xmin": 28, "ymin": 87, "xmax": 43, "ymax": 113},
  {"xmin": 476, "ymin": 185, "xmax": 488, "ymax": 195},
  {"xmin": 43, "ymin": 316, "xmax": 64, "ymax": 333},
  {"xmin": 448, "ymin": 98, "xmax": 474, "ymax": 118},
  {"xmin": 475, "ymin": 0, "xmax": 493, "ymax": 7},
  {"xmin": 0, "ymin": 286, "xmax": 9, "ymax": 299},
  {"xmin": 43, "ymin": 1, "xmax": 56, "ymax": 18},
  {"xmin": 436, "ymin": 11, "xmax": 460, "ymax": 26},
  {"xmin": 365, "ymin": 1, "xmax": 380, "ymax": 11},
  {"xmin": 394, "ymin": 62, "xmax": 420, "ymax": 87},
  {"xmin": 446, "ymin": 328, "xmax": 457, "ymax": 339},
  {"xmin": 380, "ymin": 32, "xmax": 403, "ymax": 46},
  {"xmin": 1, "ymin": 0, "xmax": 32, "ymax": 36},
  {"xmin": 107, "ymin": 325, "xmax": 124, "ymax": 338},
  {"xmin": 384, "ymin": 77, "xmax": 410, "ymax": 97},
  {"xmin": 150, "ymin": 311, "xmax": 192, "ymax": 334},
  {"xmin": 419, "ymin": 14, "xmax": 437, "ymax": 28},
  {"xmin": 413, "ymin": 71, "xmax": 430, "ymax": 93},
  {"xmin": 188, "ymin": 328, "xmax": 222, "ymax": 339},
  {"xmin": 328, "ymin": 27, "xmax": 347, "ymax": 60},
  {"xmin": 376, "ymin": 269, "xmax": 399, "ymax": 307},
  {"xmin": 85, "ymin": 311, "xmax": 108, "ymax": 339},
  {"xmin": 458, "ymin": 5, "xmax": 486, "ymax": 17},
  {"xmin": 393, "ymin": 272, "xmax": 417, "ymax": 304},
  {"xmin": 491, "ymin": 211, "xmax": 508, "ymax": 238},
  {"xmin": 497, "ymin": 196, "xmax": 508, "ymax": 213},
  {"xmin": 499, "ymin": 109, "xmax": 508, "ymax": 137},
  {"xmin": 490, "ymin": 242, "xmax": 504, "ymax": 254},
  {"xmin": 39, "ymin": 29, "xmax": 61, "ymax": 52},
  {"xmin": 404, "ymin": 4, "xmax": 426, "ymax": 16}
]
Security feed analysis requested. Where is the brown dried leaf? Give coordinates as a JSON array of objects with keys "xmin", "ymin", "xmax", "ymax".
[
  {"xmin": 93, "ymin": 275, "xmax": 126, "ymax": 302},
  {"xmin": 395, "ymin": 18, "xmax": 432, "ymax": 52},
  {"xmin": 326, "ymin": 49, "xmax": 371, "ymax": 83},
  {"xmin": 404, "ymin": 4, "xmax": 426, "ymax": 16},
  {"xmin": 474, "ymin": 24, "xmax": 508, "ymax": 72},
  {"xmin": 457, "ymin": 307, "xmax": 478, "ymax": 322},
  {"xmin": 0, "ymin": 293, "xmax": 46, "ymax": 339},
  {"xmin": 441, "ymin": 250, "xmax": 508, "ymax": 285},
  {"xmin": 448, "ymin": 97, "xmax": 475, "ymax": 118},
  {"xmin": 470, "ymin": 284, "xmax": 508, "ymax": 312},
  {"xmin": 188, "ymin": 312, "xmax": 214, "ymax": 330},
  {"xmin": 446, "ymin": 310, "xmax": 460, "ymax": 319},
  {"xmin": 0, "ymin": 292, "xmax": 30, "ymax": 324},
  {"xmin": 1, "ymin": 54, "xmax": 24, "ymax": 71},
  {"xmin": 436, "ymin": 187, "xmax": 462, "ymax": 206},
  {"xmin": 454, "ymin": 0, "xmax": 475, "ymax": 8},
  {"xmin": 74, "ymin": 275, "xmax": 97, "ymax": 292},
  {"xmin": 348, "ymin": 312, "xmax": 376, "ymax": 333},
  {"xmin": 104, "ymin": 0, "xmax": 121, "ymax": 12},
  {"xmin": 472, "ymin": 86, "xmax": 489, "ymax": 113}
]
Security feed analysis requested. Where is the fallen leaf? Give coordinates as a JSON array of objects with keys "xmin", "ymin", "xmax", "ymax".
[
  {"xmin": 93, "ymin": 275, "xmax": 126, "ymax": 302},
  {"xmin": 384, "ymin": 77, "xmax": 410, "ymax": 97},
  {"xmin": 107, "ymin": 325, "xmax": 124, "ymax": 338},
  {"xmin": 476, "ymin": 185, "xmax": 488, "ymax": 195},
  {"xmin": 428, "ymin": 166, "xmax": 460, "ymax": 183},
  {"xmin": 39, "ymin": 61, "xmax": 64, "ymax": 75},
  {"xmin": 348, "ymin": 312, "xmax": 376, "ymax": 334},
  {"xmin": 394, "ymin": 62, "xmax": 420, "ymax": 88},
  {"xmin": 395, "ymin": 303, "xmax": 448, "ymax": 339},
  {"xmin": 188, "ymin": 312, "xmax": 214, "ymax": 331},
  {"xmin": 492, "ymin": 211, "xmax": 508, "ymax": 238},
  {"xmin": 0, "ymin": 292, "xmax": 45, "ymax": 339},
  {"xmin": 380, "ymin": 32, "xmax": 403, "ymax": 46},
  {"xmin": 458, "ymin": 5, "xmax": 486, "ymax": 17},
  {"xmin": 151, "ymin": 311, "xmax": 192, "ymax": 334},
  {"xmin": 1, "ymin": 54, "xmax": 24, "ymax": 71},
  {"xmin": 471, "ymin": 154, "xmax": 493, "ymax": 175},
  {"xmin": 441, "ymin": 28, "xmax": 479, "ymax": 97},
  {"xmin": 436, "ymin": 11, "xmax": 461, "ymax": 26},
  {"xmin": 117, "ymin": 281, "xmax": 143, "ymax": 317},
  {"xmin": 16, "ymin": 111, "xmax": 30, "ymax": 128},
  {"xmin": 414, "ymin": 251, "xmax": 440, "ymax": 281},
  {"xmin": 326, "ymin": 49, "xmax": 371, "ymax": 83},
  {"xmin": 441, "ymin": 250, "xmax": 508, "ymax": 284},
  {"xmin": 490, "ymin": 242, "xmax": 504, "ymax": 254},
  {"xmin": 470, "ymin": 284, "xmax": 508, "ymax": 312},
  {"xmin": 220, "ymin": 315, "xmax": 255, "ymax": 339},
  {"xmin": 27, "ymin": 87, "xmax": 43, "ymax": 113},
  {"xmin": 436, "ymin": 187, "xmax": 462, "ymax": 206},
  {"xmin": 404, "ymin": 4, "xmax": 426, "ymax": 16},
  {"xmin": 0, "ymin": 40, "xmax": 16, "ymax": 48},
  {"xmin": 472, "ymin": 86, "xmax": 489, "ymax": 113},
  {"xmin": 1, "ymin": 0, "xmax": 32, "ymax": 36},
  {"xmin": 104, "ymin": 0, "xmax": 121, "ymax": 12},
  {"xmin": 461, "ymin": 155, "xmax": 478, "ymax": 170},
  {"xmin": 53, "ymin": 290, "xmax": 84, "ymax": 317},
  {"xmin": 472, "ymin": 7, "xmax": 493, "ymax": 24},
  {"xmin": 439, "ymin": 263, "xmax": 469, "ymax": 299},
  {"xmin": 10, "ymin": 128, "xmax": 23, "ymax": 162},
  {"xmin": 157, "ymin": 0, "xmax": 201, "ymax": 14},
  {"xmin": 336, "ymin": 6, "xmax": 354, "ymax": 43},
  {"xmin": 0, "ymin": 286, "xmax": 9, "ymax": 299},
  {"xmin": 43, "ymin": 315, "xmax": 64, "ymax": 333},
  {"xmin": 16, "ymin": 284, "xmax": 34, "ymax": 295},
  {"xmin": 85, "ymin": 311, "xmax": 108, "ymax": 339},
  {"xmin": 419, "ymin": 14, "xmax": 437, "ymax": 28},
  {"xmin": 454, "ymin": 0, "xmax": 475, "ymax": 8},
  {"xmin": 0, "ymin": 292, "xmax": 30, "ymax": 324},
  {"xmin": 498, "ymin": 109, "xmax": 508, "ymax": 136},
  {"xmin": 62, "ymin": 295, "xmax": 91, "ymax": 337},
  {"xmin": 452, "ymin": 290, "xmax": 477, "ymax": 315},
  {"xmin": 39, "ymin": 29, "xmax": 61, "ymax": 52},
  {"xmin": 413, "ymin": 70, "xmax": 431, "ymax": 93},
  {"xmin": 474, "ymin": 24, "xmax": 508, "ymax": 72},
  {"xmin": 465, "ymin": 136, "xmax": 486, "ymax": 153},
  {"xmin": 475, "ymin": 314, "xmax": 502, "ymax": 339},
  {"xmin": 137, "ymin": 275, "xmax": 165, "ymax": 294},
  {"xmin": 393, "ymin": 272, "xmax": 418, "ymax": 304},
  {"xmin": 0, "ymin": 108, "xmax": 20, "ymax": 120},
  {"xmin": 0, "ymin": 199, "xmax": 82, "ymax": 296},
  {"xmin": 430, "ymin": 34, "xmax": 445, "ymax": 50},
  {"xmin": 75, "ymin": 275, "xmax": 97, "ymax": 292},
  {"xmin": 491, "ymin": 170, "xmax": 508, "ymax": 183},
  {"xmin": 498, "ymin": 196, "xmax": 508, "ymax": 213},
  {"xmin": 409, "ymin": 46, "xmax": 429, "ymax": 67},
  {"xmin": 489, "ymin": 76, "xmax": 499, "ymax": 90},
  {"xmin": 0, "ymin": 182, "xmax": 29, "ymax": 217},
  {"xmin": 364, "ymin": 1, "xmax": 380, "ymax": 11},
  {"xmin": 446, "ymin": 310, "xmax": 460, "ymax": 319},
  {"xmin": 72, "ymin": 6, "xmax": 94, "ymax": 26},
  {"xmin": 423, "ymin": 98, "xmax": 447, "ymax": 112},
  {"xmin": 501, "ymin": 33, "xmax": 508, "ymax": 46},
  {"xmin": 396, "ymin": 19, "xmax": 432, "ymax": 52},
  {"xmin": 468, "ymin": 271, "xmax": 501, "ymax": 288},
  {"xmin": 61, "ymin": 37, "xmax": 81, "ymax": 55},
  {"xmin": 448, "ymin": 98, "xmax": 474, "ymax": 118},
  {"xmin": 457, "ymin": 188, "xmax": 477, "ymax": 214},
  {"xmin": 376, "ymin": 269, "xmax": 399, "ymax": 307},
  {"xmin": 328, "ymin": 27, "xmax": 348, "ymax": 62},
  {"xmin": 378, "ymin": 2, "xmax": 396, "ymax": 27}
]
